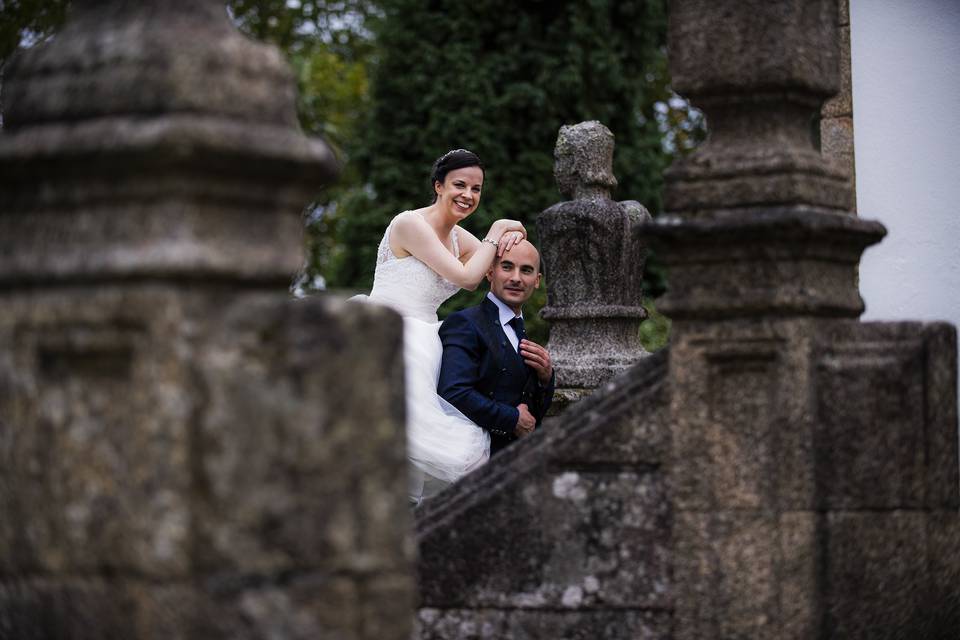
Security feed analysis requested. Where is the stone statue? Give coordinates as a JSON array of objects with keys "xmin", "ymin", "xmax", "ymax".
[
  {"xmin": 537, "ymin": 121, "xmax": 651, "ymax": 405},
  {"xmin": 553, "ymin": 120, "xmax": 619, "ymax": 201}
]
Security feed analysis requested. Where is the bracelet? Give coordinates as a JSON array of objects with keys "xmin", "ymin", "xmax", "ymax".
[{"xmin": 482, "ymin": 237, "xmax": 499, "ymax": 247}]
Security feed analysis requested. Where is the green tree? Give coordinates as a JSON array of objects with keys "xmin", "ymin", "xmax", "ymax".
[{"xmin": 328, "ymin": 0, "xmax": 671, "ymax": 341}]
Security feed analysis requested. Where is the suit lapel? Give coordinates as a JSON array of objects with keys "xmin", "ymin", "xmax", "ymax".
[{"xmin": 479, "ymin": 298, "xmax": 508, "ymax": 366}]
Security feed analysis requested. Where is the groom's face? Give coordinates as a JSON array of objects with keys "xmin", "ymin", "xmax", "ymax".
[{"xmin": 487, "ymin": 240, "xmax": 541, "ymax": 314}]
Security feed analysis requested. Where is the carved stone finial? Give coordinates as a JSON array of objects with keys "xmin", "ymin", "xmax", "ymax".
[
  {"xmin": 0, "ymin": 0, "xmax": 338, "ymax": 286},
  {"xmin": 664, "ymin": 0, "xmax": 850, "ymax": 217},
  {"xmin": 539, "ymin": 122, "xmax": 650, "ymax": 405},
  {"xmin": 650, "ymin": 0, "xmax": 885, "ymax": 320},
  {"xmin": 554, "ymin": 121, "xmax": 618, "ymax": 201}
]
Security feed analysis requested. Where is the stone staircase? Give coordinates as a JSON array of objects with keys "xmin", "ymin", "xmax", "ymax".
[{"xmin": 415, "ymin": 350, "xmax": 671, "ymax": 638}]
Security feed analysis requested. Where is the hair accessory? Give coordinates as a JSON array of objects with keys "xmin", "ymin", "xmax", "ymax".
[{"xmin": 440, "ymin": 148, "xmax": 473, "ymax": 162}]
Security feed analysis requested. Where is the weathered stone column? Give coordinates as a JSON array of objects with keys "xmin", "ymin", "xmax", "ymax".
[
  {"xmin": 538, "ymin": 121, "xmax": 651, "ymax": 413},
  {"xmin": 0, "ymin": 2, "xmax": 415, "ymax": 638},
  {"xmin": 651, "ymin": 1, "xmax": 959, "ymax": 638},
  {"xmin": 820, "ymin": 0, "xmax": 857, "ymax": 211}
]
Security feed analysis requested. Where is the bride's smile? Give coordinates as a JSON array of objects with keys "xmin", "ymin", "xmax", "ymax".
[{"xmin": 435, "ymin": 166, "xmax": 483, "ymax": 220}]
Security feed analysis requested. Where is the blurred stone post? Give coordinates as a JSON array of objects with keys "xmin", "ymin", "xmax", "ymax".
[
  {"xmin": 0, "ymin": 1, "xmax": 415, "ymax": 638},
  {"xmin": 537, "ymin": 121, "xmax": 651, "ymax": 414},
  {"xmin": 650, "ymin": 1, "xmax": 959, "ymax": 638},
  {"xmin": 820, "ymin": 0, "xmax": 857, "ymax": 211}
]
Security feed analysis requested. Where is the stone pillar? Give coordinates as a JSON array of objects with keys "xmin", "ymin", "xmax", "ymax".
[
  {"xmin": 651, "ymin": 1, "xmax": 959, "ymax": 638},
  {"xmin": 0, "ymin": 2, "xmax": 415, "ymax": 638},
  {"xmin": 538, "ymin": 121, "xmax": 651, "ymax": 413},
  {"xmin": 821, "ymin": 0, "xmax": 857, "ymax": 211}
]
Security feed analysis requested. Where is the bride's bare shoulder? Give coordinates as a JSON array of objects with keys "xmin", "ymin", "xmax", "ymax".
[
  {"xmin": 389, "ymin": 209, "xmax": 431, "ymax": 257},
  {"xmin": 391, "ymin": 209, "xmax": 429, "ymax": 234}
]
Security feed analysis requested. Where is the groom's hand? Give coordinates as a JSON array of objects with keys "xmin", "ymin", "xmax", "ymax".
[
  {"xmin": 519, "ymin": 339, "xmax": 553, "ymax": 384},
  {"xmin": 515, "ymin": 403, "xmax": 536, "ymax": 437}
]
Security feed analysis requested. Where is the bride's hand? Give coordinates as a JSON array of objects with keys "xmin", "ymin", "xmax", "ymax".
[
  {"xmin": 497, "ymin": 230, "xmax": 526, "ymax": 256},
  {"xmin": 489, "ymin": 219, "xmax": 526, "ymax": 256}
]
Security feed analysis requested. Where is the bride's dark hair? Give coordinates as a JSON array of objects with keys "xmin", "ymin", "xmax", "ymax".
[{"xmin": 430, "ymin": 149, "xmax": 484, "ymax": 201}]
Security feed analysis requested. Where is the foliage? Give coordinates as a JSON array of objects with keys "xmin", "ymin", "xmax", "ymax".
[
  {"xmin": 329, "ymin": 0, "xmax": 673, "ymax": 343},
  {"xmin": 639, "ymin": 298, "xmax": 671, "ymax": 352},
  {"xmin": 0, "ymin": 0, "xmax": 69, "ymax": 69}
]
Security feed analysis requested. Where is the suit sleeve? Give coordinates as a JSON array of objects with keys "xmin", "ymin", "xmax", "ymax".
[
  {"xmin": 438, "ymin": 313, "xmax": 520, "ymax": 435},
  {"xmin": 530, "ymin": 370, "xmax": 555, "ymax": 425}
]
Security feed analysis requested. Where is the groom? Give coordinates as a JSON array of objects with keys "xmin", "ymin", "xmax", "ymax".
[{"xmin": 438, "ymin": 239, "xmax": 555, "ymax": 456}]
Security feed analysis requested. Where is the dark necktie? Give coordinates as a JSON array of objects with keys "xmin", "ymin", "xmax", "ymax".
[{"xmin": 508, "ymin": 316, "xmax": 526, "ymax": 347}]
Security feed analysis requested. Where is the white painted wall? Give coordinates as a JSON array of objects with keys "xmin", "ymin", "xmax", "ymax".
[{"xmin": 852, "ymin": 0, "xmax": 960, "ymax": 332}]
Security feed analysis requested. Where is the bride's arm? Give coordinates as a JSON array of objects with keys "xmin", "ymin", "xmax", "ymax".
[
  {"xmin": 454, "ymin": 226, "xmax": 483, "ymax": 263},
  {"xmin": 457, "ymin": 225, "xmax": 525, "ymax": 262},
  {"xmin": 391, "ymin": 215, "xmax": 524, "ymax": 290}
]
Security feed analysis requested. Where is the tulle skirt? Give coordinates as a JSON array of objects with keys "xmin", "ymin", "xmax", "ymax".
[{"xmin": 402, "ymin": 316, "xmax": 490, "ymax": 501}]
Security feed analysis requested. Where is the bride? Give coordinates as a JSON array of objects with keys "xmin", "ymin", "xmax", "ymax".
[{"xmin": 359, "ymin": 149, "xmax": 526, "ymax": 504}]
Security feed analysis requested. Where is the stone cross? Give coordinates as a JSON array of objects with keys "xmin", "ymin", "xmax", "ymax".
[
  {"xmin": 538, "ymin": 121, "xmax": 651, "ymax": 411},
  {"xmin": 0, "ymin": 1, "xmax": 415, "ymax": 637}
]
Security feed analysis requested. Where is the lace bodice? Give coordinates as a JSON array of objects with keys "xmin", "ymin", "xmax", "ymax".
[{"xmin": 368, "ymin": 211, "xmax": 462, "ymax": 323}]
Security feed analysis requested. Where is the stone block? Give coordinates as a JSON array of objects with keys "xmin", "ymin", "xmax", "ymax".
[
  {"xmin": 127, "ymin": 574, "xmax": 371, "ymax": 640},
  {"xmin": 416, "ymin": 608, "xmax": 671, "ymax": 640},
  {"xmin": 668, "ymin": 331, "xmax": 787, "ymax": 511},
  {"xmin": 921, "ymin": 323, "xmax": 960, "ymax": 508},
  {"xmin": 0, "ymin": 288, "xmax": 194, "ymax": 578},
  {"xmin": 664, "ymin": 162, "xmax": 854, "ymax": 217},
  {"xmin": 815, "ymin": 352, "xmax": 925, "ymax": 509},
  {"xmin": 193, "ymin": 295, "xmax": 412, "ymax": 578},
  {"xmin": 814, "ymin": 321, "xmax": 956, "ymax": 510},
  {"xmin": 824, "ymin": 511, "xmax": 933, "ymax": 639},
  {"xmin": 926, "ymin": 511, "xmax": 960, "ymax": 635},
  {"xmin": 820, "ymin": 116, "xmax": 855, "ymax": 161},
  {"xmin": 673, "ymin": 511, "xmax": 785, "ymax": 640},
  {"xmin": 226, "ymin": 575, "xmax": 362, "ymax": 640},
  {"xmin": 821, "ymin": 25, "xmax": 854, "ymax": 117},
  {"xmin": 0, "ymin": 578, "xmax": 138, "ymax": 640},
  {"xmin": 547, "ymin": 351, "xmax": 670, "ymax": 467},
  {"xmin": 779, "ymin": 511, "xmax": 821, "ymax": 638},
  {"xmin": 838, "ymin": 0, "xmax": 850, "ymax": 26},
  {"xmin": 669, "ymin": 0, "xmax": 840, "ymax": 98},
  {"xmin": 0, "ymin": 290, "xmax": 415, "ymax": 639},
  {"xmin": 418, "ymin": 465, "xmax": 671, "ymax": 611},
  {"xmin": 359, "ymin": 573, "xmax": 419, "ymax": 640},
  {"xmin": 648, "ymin": 212, "xmax": 883, "ymax": 319}
]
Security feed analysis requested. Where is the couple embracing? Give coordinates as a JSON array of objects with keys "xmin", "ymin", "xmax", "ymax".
[{"xmin": 356, "ymin": 149, "xmax": 555, "ymax": 504}]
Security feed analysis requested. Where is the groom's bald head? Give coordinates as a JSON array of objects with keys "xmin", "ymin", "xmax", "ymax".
[{"xmin": 487, "ymin": 239, "xmax": 541, "ymax": 313}]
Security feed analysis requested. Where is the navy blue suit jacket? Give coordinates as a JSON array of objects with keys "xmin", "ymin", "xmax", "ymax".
[{"xmin": 438, "ymin": 297, "xmax": 555, "ymax": 455}]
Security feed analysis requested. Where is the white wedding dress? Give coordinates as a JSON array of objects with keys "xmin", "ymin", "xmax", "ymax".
[{"xmin": 360, "ymin": 211, "xmax": 490, "ymax": 502}]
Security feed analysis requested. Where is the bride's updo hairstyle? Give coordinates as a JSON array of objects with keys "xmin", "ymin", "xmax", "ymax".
[{"xmin": 430, "ymin": 148, "xmax": 484, "ymax": 201}]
